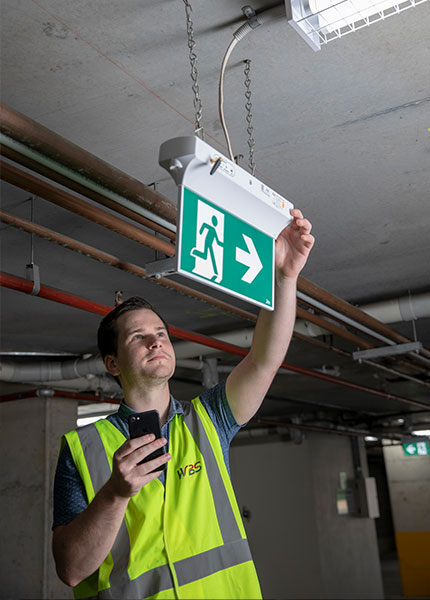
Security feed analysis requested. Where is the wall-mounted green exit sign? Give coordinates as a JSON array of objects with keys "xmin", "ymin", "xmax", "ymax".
[{"xmin": 402, "ymin": 440, "xmax": 430, "ymax": 456}]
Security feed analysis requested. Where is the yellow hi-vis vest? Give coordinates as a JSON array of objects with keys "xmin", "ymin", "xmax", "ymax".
[{"xmin": 64, "ymin": 397, "xmax": 262, "ymax": 599}]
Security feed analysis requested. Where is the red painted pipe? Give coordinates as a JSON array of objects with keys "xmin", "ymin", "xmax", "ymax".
[
  {"xmin": 0, "ymin": 389, "xmax": 115, "ymax": 403},
  {"xmin": 1, "ymin": 271, "xmax": 429, "ymax": 409}
]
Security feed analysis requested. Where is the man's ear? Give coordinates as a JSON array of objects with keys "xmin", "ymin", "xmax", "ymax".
[{"xmin": 104, "ymin": 355, "xmax": 120, "ymax": 377}]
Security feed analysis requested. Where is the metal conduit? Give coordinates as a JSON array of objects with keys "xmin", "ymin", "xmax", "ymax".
[
  {"xmin": 0, "ymin": 144, "xmax": 175, "ymax": 240},
  {"xmin": 297, "ymin": 290, "xmax": 430, "ymax": 369},
  {"xmin": 0, "ymin": 209, "xmax": 256, "ymax": 323},
  {"xmin": 1, "ymin": 271, "xmax": 429, "ymax": 410},
  {"xmin": 297, "ymin": 278, "xmax": 430, "ymax": 359},
  {"xmin": 0, "ymin": 103, "xmax": 177, "ymax": 226},
  {"xmin": 1, "ymin": 208, "xmax": 428, "ymax": 380},
  {"xmin": 2, "ymin": 106, "xmax": 427, "ymax": 361},
  {"xmin": 0, "ymin": 160, "xmax": 176, "ymax": 257},
  {"xmin": 1, "ymin": 208, "xmax": 406, "ymax": 362}
]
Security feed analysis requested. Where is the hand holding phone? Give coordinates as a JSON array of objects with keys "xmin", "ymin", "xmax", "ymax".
[{"xmin": 128, "ymin": 410, "xmax": 167, "ymax": 472}]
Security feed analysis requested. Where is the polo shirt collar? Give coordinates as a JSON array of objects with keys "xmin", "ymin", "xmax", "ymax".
[{"xmin": 117, "ymin": 395, "xmax": 184, "ymax": 426}]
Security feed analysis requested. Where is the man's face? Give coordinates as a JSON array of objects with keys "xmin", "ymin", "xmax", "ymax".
[{"xmin": 106, "ymin": 308, "xmax": 175, "ymax": 388}]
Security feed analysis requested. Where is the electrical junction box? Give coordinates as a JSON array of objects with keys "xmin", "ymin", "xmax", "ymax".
[{"xmin": 151, "ymin": 135, "xmax": 294, "ymax": 310}]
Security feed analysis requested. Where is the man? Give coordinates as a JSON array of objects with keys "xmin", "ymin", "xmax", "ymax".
[{"xmin": 52, "ymin": 208, "xmax": 314, "ymax": 599}]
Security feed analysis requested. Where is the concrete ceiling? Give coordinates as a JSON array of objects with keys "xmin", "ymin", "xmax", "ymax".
[{"xmin": 1, "ymin": 0, "xmax": 429, "ymax": 436}]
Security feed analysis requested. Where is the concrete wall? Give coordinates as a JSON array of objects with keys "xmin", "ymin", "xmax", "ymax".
[
  {"xmin": 0, "ymin": 396, "xmax": 77, "ymax": 599},
  {"xmin": 383, "ymin": 442, "xmax": 430, "ymax": 596},
  {"xmin": 230, "ymin": 433, "xmax": 384, "ymax": 600}
]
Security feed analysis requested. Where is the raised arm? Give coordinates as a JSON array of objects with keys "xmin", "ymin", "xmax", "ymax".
[{"xmin": 226, "ymin": 208, "xmax": 314, "ymax": 425}]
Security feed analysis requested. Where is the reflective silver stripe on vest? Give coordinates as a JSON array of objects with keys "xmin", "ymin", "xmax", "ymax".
[
  {"xmin": 175, "ymin": 538, "xmax": 252, "ymax": 586},
  {"xmin": 101, "ymin": 538, "xmax": 253, "ymax": 598},
  {"xmin": 76, "ymin": 403, "xmax": 246, "ymax": 597},
  {"xmin": 76, "ymin": 425, "xmax": 173, "ymax": 598},
  {"xmin": 98, "ymin": 563, "xmax": 172, "ymax": 599},
  {"xmin": 76, "ymin": 424, "xmax": 111, "ymax": 495},
  {"xmin": 182, "ymin": 401, "xmax": 242, "ymax": 544}
]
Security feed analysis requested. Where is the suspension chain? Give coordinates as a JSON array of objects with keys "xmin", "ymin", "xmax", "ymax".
[
  {"xmin": 244, "ymin": 59, "xmax": 256, "ymax": 174},
  {"xmin": 183, "ymin": 0, "xmax": 203, "ymax": 134}
]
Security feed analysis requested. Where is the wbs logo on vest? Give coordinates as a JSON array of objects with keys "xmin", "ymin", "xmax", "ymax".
[{"xmin": 177, "ymin": 461, "xmax": 202, "ymax": 480}]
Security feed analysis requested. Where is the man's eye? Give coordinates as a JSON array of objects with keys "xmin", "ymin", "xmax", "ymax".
[
  {"xmin": 132, "ymin": 334, "xmax": 143, "ymax": 341},
  {"xmin": 157, "ymin": 332, "xmax": 165, "ymax": 337}
]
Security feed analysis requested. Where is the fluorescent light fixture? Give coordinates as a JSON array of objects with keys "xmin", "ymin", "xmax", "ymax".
[
  {"xmin": 285, "ymin": 0, "xmax": 429, "ymax": 50},
  {"xmin": 364, "ymin": 436, "xmax": 379, "ymax": 442},
  {"xmin": 412, "ymin": 429, "xmax": 430, "ymax": 436}
]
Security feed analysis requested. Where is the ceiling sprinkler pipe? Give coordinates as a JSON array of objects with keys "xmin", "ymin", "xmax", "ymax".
[
  {"xmin": 2, "ymin": 271, "xmax": 429, "ymax": 410},
  {"xmin": 0, "ymin": 389, "xmax": 119, "ymax": 404},
  {"xmin": 0, "ymin": 161, "xmax": 176, "ymax": 257},
  {"xmin": 2, "ymin": 209, "xmax": 428, "ymax": 382},
  {"xmin": 0, "ymin": 103, "xmax": 177, "ymax": 230},
  {"xmin": 0, "ymin": 144, "xmax": 175, "ymax": 240},
  {"xmin": 298, "ymin": 278, "xmax": 430, "ymax": 358}
]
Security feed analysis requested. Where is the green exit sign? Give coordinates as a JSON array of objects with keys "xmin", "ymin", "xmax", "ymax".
[
  {"xmin": 178, "ymin": 187, "xmax": 274, "ymax": 309},
  {"xmin": 402, "ymin": 440, "xmax": 430, "ymax": 456}
]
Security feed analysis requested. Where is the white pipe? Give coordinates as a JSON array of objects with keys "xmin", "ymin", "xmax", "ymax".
[
  {"xmin": 1, "ymin": 294, "xmax": 427, "ymax": 381},
  {"xmin": 360, "ymin": 293, "xmax": 430, "ymax": 323},
  {"xmin": 0, "ymin": 355, "xmax": 106, "ymax": 382},
  {"xmin": 26, "ymin": 376, "xmax": 120, "ymax": 395}
]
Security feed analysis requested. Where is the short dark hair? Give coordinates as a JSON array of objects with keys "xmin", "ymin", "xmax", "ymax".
[{"xmin": 97, "ymin": 296, "xmax": 170, "ymax": 359}]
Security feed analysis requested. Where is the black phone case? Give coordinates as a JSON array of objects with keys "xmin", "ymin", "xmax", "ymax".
[{"xmin": 128, "ymin": 410, "xmax": 166, "ymax": 472}]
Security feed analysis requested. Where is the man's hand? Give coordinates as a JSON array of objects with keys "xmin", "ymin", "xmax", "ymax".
[
  {"xmin": 275, "ymin": 208, "xmax": 314, "ymax": 279},
  {"xmin": 52, "ymin": 434, "xmax": 170, "ymax": 587},
  {"xmin": 107, "ymin": 434, "xmax": 171, "ymax": 498}
]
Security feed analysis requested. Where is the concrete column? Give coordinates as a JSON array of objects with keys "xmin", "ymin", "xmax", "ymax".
[
  {"xmin": 0, "ymin": 395, "xmax": 78, "ymax": 599},
  {"xmin": 383, "ymin": 441, "xmax": 430, "ymax": 596},
  {"xmin": 230, "ymin": 432, "xmax": 384, "ymax": 599}
]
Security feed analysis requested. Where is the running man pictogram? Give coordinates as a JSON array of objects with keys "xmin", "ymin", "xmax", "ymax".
[
  {"xmin": 191, "ymin": 216, "xmax": 223, "ymax": 277},
  {"xmin": 190, "ymin": 202, "xmax": 225, "ymax": 283}
]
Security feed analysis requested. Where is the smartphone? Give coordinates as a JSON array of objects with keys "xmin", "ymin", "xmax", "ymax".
[{"xmin": 128, "ymin": 410, "xmax": 166, "ymax": 472}]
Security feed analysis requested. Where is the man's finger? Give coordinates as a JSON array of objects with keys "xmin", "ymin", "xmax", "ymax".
[
  {"xmin": 296, "ymin": 218, "xmax": 312, "ymax": 234},
  {"xmin": 115, "ymin": 434, "xmax": 155, "ymax": 460},
  {"xmin": 300, "ymin": 234, "xmax": 315, "ymax": 249},
  {"xmin": 136, "ymin": 451, "xmax": 171, "ymax": 476},
  {"xmin": 132, "ymin": 437, "xmax": 168, "ymax": 465}
]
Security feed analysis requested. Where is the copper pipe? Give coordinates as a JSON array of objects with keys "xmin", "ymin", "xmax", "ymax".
[
  {"xmin": 0, "ymin": 144, "xmax": 175, "ymax": 240},
  {"xmin": 1, "ymin": 207, "xmax": 382, "ymax": 352},
  {"xmin": 1, "ymin": 160, "xmax": 424, "ymax": 359},
  {"xmin": 0, "ymin": 209, "xmax": 256, "ymax": 323},
  {"xmin": 0, "ymin": 389, "xmax": 116, "ymax": 404},
  {"xmin": 0, "ymin": 102, "xmax": 177, "ymax": 224},
  {"xmin": 2, "ymin": 103, "xmax": 425, "ymax": 359},
  {"xmin": 2, "ymin": 195, "xmax": 424, "ymax": 370},
  {"xmin": 293, "ymin": 332, "xmax": 429, "ymax": 387},
  {"xmin": 4, "ymin": 210, "xmax": 429, "ymax": 386},
  {"xmin": 2, "ymin": 271, "xmax": 429, "ymax": 410},
  {"xmin": 297, "ymin": 298, "xmax": 428, "ymax": 376},
  {"xmin": 0, "ymin": 160, "xmax": 176, "ymax": 256},
  {"xmin": 298, "ymin": 277, "xmax": 430, "ymax": 358}
]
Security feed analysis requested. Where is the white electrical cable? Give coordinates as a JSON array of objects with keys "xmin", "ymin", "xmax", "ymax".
[{"xmin": 218, "ymin": 6, "xmax": 285, "ymax": 161}]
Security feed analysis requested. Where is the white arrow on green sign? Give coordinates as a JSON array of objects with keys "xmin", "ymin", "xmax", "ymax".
[
  {"xmin": 402, "ymin": 441, "xmax": 430, "ymax": 456},
  {"xmin": 177, "ymin": 187, "xmax": 274, "ymax": 309}
]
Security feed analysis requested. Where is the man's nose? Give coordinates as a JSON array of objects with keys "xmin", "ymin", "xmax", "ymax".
[{"xmin": 148, "ymin": 335, "xmax": 162, "ymax": 349}]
